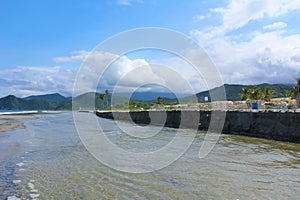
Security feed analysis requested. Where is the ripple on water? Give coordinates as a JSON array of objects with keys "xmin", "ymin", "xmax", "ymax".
[{"xmin": 1, "ymin": 112, "xmax": 300, "ymax": 199}]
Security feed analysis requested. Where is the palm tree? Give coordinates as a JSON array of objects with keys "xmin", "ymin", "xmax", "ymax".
[
  {"xmin": 294, "ymin": 78, "xmax": 300, "ymax": 98},
  {"xmin": 263, "ymin": 86, "xmax": 276, "ymax": 102},
  {"xmin": 281, "ymin": 90, "xmax": 293, "ymax": 98},
  {"xmin": 157, "ymin": 96, "xmax": 163, "ymax": 105},
  {"xmin": 250, "ymin": 86, "xmax": 263, "ymax": 101},
  {"xmin": 105, "ymin": 89, "xmax": 109, "ymax": 109},
  {"xmin": 294, "ymin": 78, "xmax": 300, "ymax": 108},
  {"xmin": 239, "ymin": 86, "xmax": 263, "ymax": 108},
  {"xmin": 239, "ymin": 87, "xmax": 251, "ymax": 101},
  {"xmin": 97, "ymin": 93, "xmax": 105, "ymax": 110},
  {"xmin": 239, "ymin": 87, "xmax": 252, "ymax": 108}
]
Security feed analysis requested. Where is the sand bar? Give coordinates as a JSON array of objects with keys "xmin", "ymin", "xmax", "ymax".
[
  {"xmin": 0, "ymin": 120, "xmax": 25, "ymax": 133},
  {"xmin": 0, "ymin": 115, "xmax": 40, "ymax": 119},
  {"xmin": 0, "ymin": 114, "xmax": 41, "ymax": 133}
]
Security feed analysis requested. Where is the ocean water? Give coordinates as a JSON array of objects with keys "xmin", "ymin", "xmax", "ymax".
[{"xmin": 0, "ymin": 112, "xmax": 299, "ymax": 199}]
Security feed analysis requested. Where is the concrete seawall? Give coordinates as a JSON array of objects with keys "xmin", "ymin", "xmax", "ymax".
[{"xmin": 96, "ymin": 110, "xmax": 300, "ymax": 143}]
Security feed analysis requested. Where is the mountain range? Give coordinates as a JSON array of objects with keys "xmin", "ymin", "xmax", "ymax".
[{"xmin": 0, "ymin": 83, "xmax": 294, "ymax": 110}]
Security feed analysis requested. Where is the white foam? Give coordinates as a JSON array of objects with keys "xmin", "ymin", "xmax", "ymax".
[
  {"xmin": 7, "ymin": 196, "xmax": 21, "ymax": 200},
  {"xmin": 30, "ymin": 189, "xmax": 38, "ymax": 193},
  {"xmin": 18, "ymin": 168, "xmax": 25, "ymax": 171},
  {"xmin": 0, "ymin": 110, "xmax": 38, "ymax": 115},
  {"xmin": 27, "ymin": 182, "xmax": 35, "ymax": 190},
  {"xmin": 30, "ymin": 193, "xmax": 40, "ymax": 198},
  {"xmin": 12, "ymin": 180, "xmax": 21, "ymax": 184},
  {"xmin": 16, "ymin": 162, "xmax": 24, "ymax": 167}
]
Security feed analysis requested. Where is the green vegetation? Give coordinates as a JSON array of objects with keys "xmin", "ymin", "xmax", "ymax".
[
  {"xmin": 282, "ymin": 90, "xmax": 294, "ymax": 98},
  {"xmin": 0, "ymin": 95, "xmax": 71, "ymax": 110},
  {"xmin": 181, "ymin": 83, "xmax": 294, "ymax": 103},
  {"xmin": 238, "ymin": 86, "xmax": 276, "ymax": 102},
  {"xmin": 293, "ymin": 78, "xmax": 300, "ymax": 98},
  {"xmin": 157, "ymin": 96, "xmax": 163, "ymax": 105}
]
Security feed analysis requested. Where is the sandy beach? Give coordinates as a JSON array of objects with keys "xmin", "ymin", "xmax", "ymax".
[{"xmin": 0, "ymin": 115, "xmax": 40, "ymax": 133}]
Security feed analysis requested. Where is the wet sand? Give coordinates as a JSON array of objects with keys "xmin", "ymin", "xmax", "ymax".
[
  {"xmin": 0, "ymin": 115, "xmax": 39, "ymax": 133},
  {"xmin": 0, "ymin": 115, "xmax": 40, "ymax": 119},
  {"xmin": 0, "ymin": 120, "xmax": 25, "ymax": 133}
]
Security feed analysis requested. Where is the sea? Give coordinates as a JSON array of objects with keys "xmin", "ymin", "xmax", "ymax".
[{"xmin": 0, "ymin": 112, "xmax": 299, "ymax": 199}]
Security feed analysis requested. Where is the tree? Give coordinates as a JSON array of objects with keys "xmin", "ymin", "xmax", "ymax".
[
  {"xmin": 105, "ymin": 89, "xmax": 109, "ymax": 109},
  {"xmin": 239, "ymin": 87, "xmax": 251, "ymax": 101},
  {"xmin": 293, "ymin": 78, "xmax": 300, "ymax": 98},
  {"xmin": 281, "ymin": 90, "xmax": 293, "ymax": 98},
  {"xmin": 263, "ymin": 86, "xmax": 276, "ymax": 102},
  {"xmin": 157, "ymin": 96, "xmax": 163, "ymax": 105},
  {"xmin": 97, "ymin": 94, "xmax": 105, "ymax": 109},
  {"xmin": 250, "ymin": 86, "xmax": 263, "ymax": 101}
]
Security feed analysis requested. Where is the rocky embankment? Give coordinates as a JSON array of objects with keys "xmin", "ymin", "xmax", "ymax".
[{"xmin": 96, "ymin": 110, "xmax": 300, "ymax": 143}]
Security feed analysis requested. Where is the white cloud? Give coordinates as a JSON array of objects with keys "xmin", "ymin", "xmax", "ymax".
[
  {"xmin": 193, "ymin": 14, "xmax": 211, "ymax": 22},
  {"xmin": 263, "ymin": 22, "xmax": 287, "ymax": 30},
  {"xmin": 53, "ymin": 50, "xmax": 89, "ymax": 62},
  {"xmin": 0, "ymin": 66, "xmax": 76, "ymax": 98},
  {"xmin": 73, "ymin": 51, "xmax": 201, "ymax": 96},
  {"xmin": 116, "ymin": 0, "xmax": 143, "ymax": 6},
  {"xmin": 190, "ymin": 0, "xmax": 300, "ymax": 85},
  {"xmin": 212, "ymin": 0, "xmax": 300, "ymax": 33}
]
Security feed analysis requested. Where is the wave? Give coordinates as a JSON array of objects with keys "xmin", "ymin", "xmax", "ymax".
[{"xmin": 0, "ymin": 110, "xmax": 40, "ymax": 115}]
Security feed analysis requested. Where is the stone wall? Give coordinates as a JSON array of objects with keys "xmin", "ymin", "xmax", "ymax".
[{"xmin": 96, "ymin": 110, "xmax": 300, "ymax": 143}]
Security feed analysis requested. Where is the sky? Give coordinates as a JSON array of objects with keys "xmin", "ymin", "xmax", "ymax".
[{"xmin": 0, "ymin": 0, "xmax": 300, "ymax": 97}]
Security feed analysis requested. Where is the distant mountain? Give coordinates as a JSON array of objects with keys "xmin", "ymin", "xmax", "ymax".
[
  {"xmin": 129, "ymin": 92, "xmax": 178, "ymax": 101},
  {"xmin": 25, "ymin": 93, "xmax": 69, "ymax": 101},
  {"xmin": 0, "ymin": 95, "xmax": 68, "ymax": 110},
  {"xmin": 73, "ymin": 92, "xmax": 130, "ymax": 110},
  {"xmin": 181, "ymin": 83, "xmax": 295, "ymax": 102},
  {"xmin": 0, "ymin": 83, "xmax": 295, "ymax": 110}
]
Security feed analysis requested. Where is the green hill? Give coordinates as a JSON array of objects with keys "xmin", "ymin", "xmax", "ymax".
[
  {"xmin": 25, "ymin": 93, "xmax": 69, "ymax": 101},
  {"xmin": 180, "ymin": 83, "xmax": 294, "ymax": 102},
  {"xmin": 0, "ymin": 95, "xmax": 67, "ymax": 110}
]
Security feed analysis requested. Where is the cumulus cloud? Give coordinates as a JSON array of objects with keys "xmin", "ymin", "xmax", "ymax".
[
  {"xmin": 0, "ymin": 66, "xmax": 76, "ymax": 98},
  {"xmin": 191, "ymin": 0, "xmax": 300, "ymax": 85},
  {"xmin": 72, "ymin": 50, "xmax": 202, "ymax": 96}
]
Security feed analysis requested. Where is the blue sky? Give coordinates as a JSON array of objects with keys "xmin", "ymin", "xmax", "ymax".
[{"xmin": 1, "ymin": 0, "xmax": 300, "ymax": 97}]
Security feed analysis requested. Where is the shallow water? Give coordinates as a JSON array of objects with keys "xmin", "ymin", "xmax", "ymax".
[{"xmin": 0, "ymin": 112, "xmax": 299, "ymax": 199}]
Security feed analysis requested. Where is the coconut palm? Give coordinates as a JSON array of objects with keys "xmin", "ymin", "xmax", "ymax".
[
  {"xmin": 294, "ymin": 78, "xmax": 300, "ymax": 98},
  {"xmin": 105, "ymin": 89, "xmax": 109, "ymax": 109},
  {"xmin": 239, "ymin": 87, "xmax": 251, "ymax": 101},
  {"xmin": 250, "ymin": 86, "xmax": 263, "ymax": 101},
  {"xmin": 281, "ymin": 90, "xmax": 293, "ymax": 98},
  {"xmin": 293, "ymin": 78, "xmax": 300, "ymax": 108},
  {"xmin": 97, "ymin": 93, "xmax": 105, "ymax": 109},
  {"xmin": 263, "ymin": 86, "xmax": 276, "ymax": 102},
  {"xmin": 239, "ymin": 87, "xmax": 252, "ymax": 108},
  {"xmin": 157, "ymin": 96, "xmax": 163, "ymax": 105}
]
